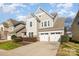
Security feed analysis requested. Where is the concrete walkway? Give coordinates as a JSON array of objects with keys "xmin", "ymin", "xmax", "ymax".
[{"xmin": 0, "ymin": 42, "xmax": 60, "ymax": 56}]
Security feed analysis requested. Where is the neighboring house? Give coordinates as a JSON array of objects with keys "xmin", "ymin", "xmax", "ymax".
[
  {"xmin": 0, "ymin": 24, "xmax": 8, "ymax": 39},
  {"xmin": 72, "ymin": 11, "xmax": 79, "ymax": 41},
  {"xmin": 0, "ymin": 19, "xmax": 26, "ymax": 40},
  {"xmin": 26, "ymin": 8, "xmax": 65, "ymax": 42}
]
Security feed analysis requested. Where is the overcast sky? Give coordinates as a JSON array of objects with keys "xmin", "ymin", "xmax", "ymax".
[{"xmin": 0, "ymin": 3, "xmax": 79, "ymax": 24}]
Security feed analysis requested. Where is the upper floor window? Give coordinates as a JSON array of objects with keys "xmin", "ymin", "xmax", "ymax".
[
  {"xmin": 42, "ymin": 22, "xmax": 43, "ymax": 27},
  {"xmin": 30, "ymin": 22, "xmax": 32, "ymax": 27},
  {"xmin": 44, "ymin": 21, "xmax": 47, "ymax": 27},
  {"xmin": 48, "ymin": 21, "xmax": 50, "ymax": 26}
]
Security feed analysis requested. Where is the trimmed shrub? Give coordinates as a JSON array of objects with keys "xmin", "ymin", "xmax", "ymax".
[
  {"xmin": 61, "ymin": 35, "xmax": 70, "ymax": 44},
  {"xmin": 11, "ymin": 35, "xmax": 23, "ymax": 42},
  {"xmin": 23, "ymin": 37, "xmax": 38, "ymax": 42},
  {"xmin": 11, "ymin": 35, "xmax": 17, "ymax": 40},
  {"xmin": 14, "ymin": 37, "xmax": 23, "ymax": 42}
]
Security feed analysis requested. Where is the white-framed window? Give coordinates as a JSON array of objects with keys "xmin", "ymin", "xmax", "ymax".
[
  {"xmin": 30, "ymin": 22, "xmax": 32, "ymax": 27},
  {"xmin": 45, "ymin": 33, "xmax": 48, "ymax": 35},
  {"xmin": 41, "ymin": 33, "xmax": 44, "ymax": 35},
  {"xmin": 56, "ymin": 32, "xmax": 61, "ymax": 34},
  {"xmin": 44, "ymin": 21, "xmax": 47, "ymax": 27},
  {"xmin": 41, "ymin": 33, "xmax": 48, "ymax": 35},
  {"xmin": 51, "ymin": 33, "xmax": 55, "ymax": 34},
  {"xmin": 48, "ymin": 21, "xmax": 50, "ymax": 26},
  {"xmin": 42, "ymin": 22, "xmax": 43, "ymax": 27}
]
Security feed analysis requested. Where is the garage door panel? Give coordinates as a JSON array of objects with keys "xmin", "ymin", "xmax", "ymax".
[
  {"xmin": 50, "ymin": 34, "xmax": 61, "ymax": 41},
  {"xmin": 39, "ymin": 35, "xmax": 48, "ymax": 41}
]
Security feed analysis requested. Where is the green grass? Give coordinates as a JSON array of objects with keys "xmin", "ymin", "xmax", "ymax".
[
  {"xmin": 57, "ymin": 42, "xmax": 79, "ymax": 56},
  {"xmin": 0, "ymin": 41, "xmax": 22, "ymax": 50},
  {"xmin": 62, "ymin": 44, "xmax": 71, "ymax": 48}
]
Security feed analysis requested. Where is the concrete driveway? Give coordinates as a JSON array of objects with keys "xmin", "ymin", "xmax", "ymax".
[
  {"xmin": 0, "ymin": 42, "xmax": 60, "ymax": 56},
  {"xmin": 9, "ymin": 42, "xmax": 60, "ymax": 56}
]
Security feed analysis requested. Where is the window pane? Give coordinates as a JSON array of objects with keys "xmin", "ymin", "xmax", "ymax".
[
  {"xmin": 42, "ymin": 22, "xmax": 43, "ymax": 27},
  {"xmin": 44, "ymin": 21, "xmax": 47, "ymax": 26},
  {"xmin": 56, "ymin": 32, "xmax": 61, "ymax": 34},
  {"xmin": 51, "ymin": 33, "xmax": 55, "ymax": 34},
  {"xmin": 30, "ymin": 22, "xmax": 32, "ymax": 27},
  {"xmin": 45, "ymin": 33, "xmax": 48, "ymax": 35},
  {"xmin": 48, "ymin": 21, "xmax": 50, "ymax": 26}
]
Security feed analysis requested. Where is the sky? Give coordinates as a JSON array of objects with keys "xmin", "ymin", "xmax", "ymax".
[{"xmin": 0, "ymin": 3, "xmax": 79, "ymax": 26}]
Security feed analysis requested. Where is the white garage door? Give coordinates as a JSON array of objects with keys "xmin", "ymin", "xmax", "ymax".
[
  {"xmin": 39, "ymin": 33, "xmax": 49, "ymax": 41},
  {"xmin": 39, "ymin": 32, "xmax": 61, "ymax": 41},
  {"xmin": 50, "ymin": 32, "xmax": 61, "ymax": 41}
]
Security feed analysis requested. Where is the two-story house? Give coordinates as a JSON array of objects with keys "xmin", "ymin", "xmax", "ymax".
[
  {"xmin": 0, "ymin": 19, "xmax": 26, "ymax": 40},
  {"xmin": 26, "ymin": 8, "xmax": 65, "ymax": 42}
]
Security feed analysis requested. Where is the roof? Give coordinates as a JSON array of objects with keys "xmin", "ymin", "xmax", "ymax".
[
  {"xmin": 72, "ymin": 10, "xmax": 79, "ymax": 25},
  {"xmin": 14, "ymin": 21, "xmax": 25, "ymax": 27},
  {"xmin": 7, "ymin": 19, "xmax": 18, "ymax": 25},
  {"xmin": 38, "ymin": 27, "xmax": 64, "ymax": 32},
  {"xmin": 26, "ymin": 8, "xmax": 58, "ymax": 22},
  {"xmin": 26, "ymin": 13, "xmax": 40, "ymax": 22},
  {"xmin": 50, "ymin": 12, "xmax": 58, "ymax": 19},
  {"xmin": 15, "ymin": 26, "xmax": 26, "ymax": 33},
  {"xmin": 3, "ymin": 19, "xmax": 18, "ymax": 27},
  {"xmin": 53, "ymin": 17, "xmax": 65, "ymax": 29},
  {"xmin": 38, "ymin": 17, "xmax": 65, "ymax": 32},
  {"xmin": 34, "ymin": 7, "xmax": 44, "ymax": 14},
  {"xmin": 34, "ymin": 7, "xmax": 56, "ymax": 20}
]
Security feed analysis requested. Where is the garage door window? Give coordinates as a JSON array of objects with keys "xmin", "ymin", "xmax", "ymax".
[
  {"xmin": 41, "ymin": 33, "xmax": 48, "ymax": 35},
  {"xmin": 56, "ymin": 32, "xmax": 61, "ymax": 34},
  {"xmin": 51, "ymin": 33, "xmax": 55, "ymax": 34},
  {"xmin": 41, "ymin": 33, "xmax": 44, "ymax": 35},
  {"xmin": 45, "ymin": 33, "xmax": 48, "ymax": 35}
]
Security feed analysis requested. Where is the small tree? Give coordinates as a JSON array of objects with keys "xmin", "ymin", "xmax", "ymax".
[
  {"xmin": 61, "ymin": 35, "xmax": 70, "ymax": 44},
  {"xmin": 11, "ymin": 35, "xmax": 17, "ymax": 40}
]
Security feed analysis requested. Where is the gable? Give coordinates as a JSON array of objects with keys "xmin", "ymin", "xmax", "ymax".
[{"xmin": 35, "ymin": 8, "xmax": 54, "ymax": 21}]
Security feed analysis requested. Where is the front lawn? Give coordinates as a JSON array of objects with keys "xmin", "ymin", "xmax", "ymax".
[
  {"xmin": 0, "ymin": 41, "xmax": 22, "ymax": 50},
  {"xmin": 57, "ymin": 42, "xmax": 79, "ymax": 56}
]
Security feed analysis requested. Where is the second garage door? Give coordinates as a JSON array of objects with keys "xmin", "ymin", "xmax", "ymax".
[{"xmin": 50, "ymin": 33, "xmax": 61, "ymax": 41}]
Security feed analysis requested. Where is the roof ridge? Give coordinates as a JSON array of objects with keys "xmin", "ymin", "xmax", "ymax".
[{"xmin": 35, "ymin": 7, "xmax": 57, "ymax": 20}]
